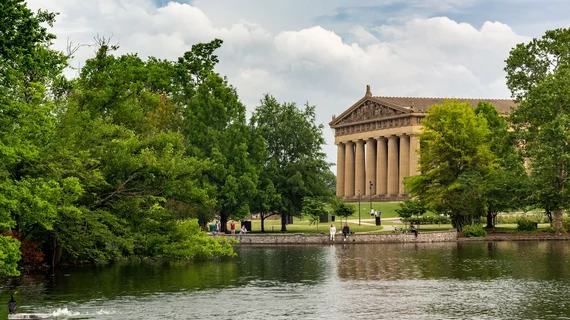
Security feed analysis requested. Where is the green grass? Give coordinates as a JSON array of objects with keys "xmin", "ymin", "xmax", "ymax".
[
  {"xmin": 344, "ymin": 201, "xmax": 401, "ymax": 219},
  {"xmin": 343, "ymin": 201, "xmax": 437, "ymax": 219},
  {"xmin": 247, "ymin": 218, "xmax": 386, "ymax": 234}
]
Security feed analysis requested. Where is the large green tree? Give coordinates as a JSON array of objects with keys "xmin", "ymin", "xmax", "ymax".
[
  {"xmin": 250, "ymin": 94, "xmax": 332, "ymax": 231},
  {"xmin": 504, "ymin": 28, "xmax": 570, "ymax": 233},
  {"xmin": 405, "ymin": 100, "xmax": 496, "ymax": 230},
  {"xmin": 176, "ymin": 40, "xmax": 259, "ymax": 232},
  {"xmin": 474, "ymin": 102, "xmax": 528, "ymax": 228},
  {"xmin": 0, "ymin": 0, "xmax": 67, "ymax": 275}
]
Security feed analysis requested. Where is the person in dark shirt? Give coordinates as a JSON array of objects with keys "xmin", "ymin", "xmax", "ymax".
[
  {"xmin": 410, "ymin": 224, "xmax": 418, "ymax": 237},
  {"xmin": 342, "ymin": 223, "xmax": 350, "ymax": 242}
]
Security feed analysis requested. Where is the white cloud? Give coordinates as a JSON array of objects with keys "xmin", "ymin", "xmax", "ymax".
[{"xmin": 27, "ymin": 0, "xmax": 531, "ymax": 169}]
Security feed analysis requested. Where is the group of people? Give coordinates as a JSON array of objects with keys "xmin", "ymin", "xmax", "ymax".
[
  {"xmin": 212, "ymin": 220, "xmax": 247, "ymax": 234},
  {"xmin": 329, "ymin": 223, "xmax": 351, "ymax": 242}
]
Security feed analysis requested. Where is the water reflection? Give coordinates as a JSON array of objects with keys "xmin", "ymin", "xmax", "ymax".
[
  {"xmin": 3, "ymin": 241, "xmax": 570, "ymax": 319},
  {"xmin": 335, "ymin": 242, "xmax": 570, "ymax": 281}
]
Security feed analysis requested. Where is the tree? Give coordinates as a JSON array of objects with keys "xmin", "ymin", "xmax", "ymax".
[
  {"xmin": 395, "ymin": 199, "xmax": 427, "ymax": 219},
  {"xmin": 330, "ymin": 196, "xmax": 355, "ymax": 224},
  {"xmin": 176, "ymin": 41, "xmax": 259, "ymax": 232},
  {"xmin": 250, "ymin": 94, "xmax": 332, "ymax": 231},
  {"xmin": 504, "ymin": 28, "xmax": 570, "ymax": 233},
  {"xmin": 0, "ymin": 0, "xmax": 67, "ymax": 275},
  {"xmin": 474, "ymin": 102, "xmax": 528, "ymax": 228},
  {"xmin": 301, "ymin": 197, "xmax": 327, "ymax": 231},
  {"xmin": 405, "ymin": 100, "xmax": 496, "ymax": 231}
]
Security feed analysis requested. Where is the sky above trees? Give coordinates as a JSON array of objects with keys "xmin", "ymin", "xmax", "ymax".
[{"xmin": 25, "ymin": 0, "xmax": 570, "ymax": 167}]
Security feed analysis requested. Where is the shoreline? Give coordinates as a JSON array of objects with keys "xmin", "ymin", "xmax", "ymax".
[{"xmin": 214, "ymin": 230, "xmax": 570, "ymax": 245}]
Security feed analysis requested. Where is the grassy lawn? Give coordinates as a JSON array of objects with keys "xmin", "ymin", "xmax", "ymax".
[
  {"xmin": 247, "ymin": 218, "xmax": 385, "ymax": 234},
  {"xmin": 235, "ymin": 217, "xmax": 457, "ymax": 234},
  {"xmin": 217, "ymin": 203, "xmax": 555, "ymax": 235},
  {"xmin": 344, "ymin": 201, "xmax": 437, "ymax": 219},
  {"xmin": 345, "ymin": 201, "xmax": 401, "ymax": 219}
]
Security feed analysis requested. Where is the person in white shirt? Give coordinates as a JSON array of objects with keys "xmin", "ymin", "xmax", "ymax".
[{"xmin": 330, "ymin": 223, "xmax": 337, "ymax": 241}]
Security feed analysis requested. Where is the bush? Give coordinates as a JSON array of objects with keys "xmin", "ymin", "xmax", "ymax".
[
  {"xmin": 462, "ymin": 224, "xmax": 487, "ymax": 237},
  {"xmin": 496, "ymin": 213, "xmax": 550, "ymax": 225},
  {"xmin": 562, "ymin": 217, "xmax": 570, "ymax": 231},
  {"xmin": 516, "ymin": 217, "xmax": 538, "ymax": 231},
  {"xmin": 403, "ymin": 215, "xmax": 450, "ymax": 225}
]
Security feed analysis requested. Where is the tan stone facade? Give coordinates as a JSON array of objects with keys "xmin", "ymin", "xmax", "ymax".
[{"xmin": 329, "ymin": 85, "xmax": 517, "ymax": 202}]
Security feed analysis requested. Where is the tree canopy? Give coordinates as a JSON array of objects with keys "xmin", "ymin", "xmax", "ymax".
[
  {"xmin": 505, "ymin": 27, "xmax": 570, "ymax": 233},
  {"xmin": 250, "ymin": 94, "xmax": 332, "ymax": 231},
  {"xmin": 405, "ymin": 100, "xmax": 496, "ymax": 230},
  {"xmin": 0, "ymin": 0, "xmax": 335, "ymax": 275}
]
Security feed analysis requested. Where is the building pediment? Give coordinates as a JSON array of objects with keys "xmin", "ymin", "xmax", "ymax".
[{"xmin": 330, "ymin": 97, "xmax": 413, "ymax": 128}]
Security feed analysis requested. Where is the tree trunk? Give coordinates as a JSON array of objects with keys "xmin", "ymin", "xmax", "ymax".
[
  {"xmin": 485, "ymin": 211, "xmax": 494, "ymax": 229},
  {"xmin": 49, "ymin": 234, "xmax": 62, "ymax": 274},
  {"xmin": 281, "ymin": 213, "xmax": 287, "ymax": 232},
  {"xmin": 553, "ymin": 208, "xmax": 564, "ymax": 233},
  {"xmin": 220, "ymin": 213, "xmax": 228, "ymax": 233},
  {"xmin": 261, "ymin": 214, "xmax": 266, "ymax": 233}
]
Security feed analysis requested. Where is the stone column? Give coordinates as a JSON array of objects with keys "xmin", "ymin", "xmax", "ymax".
[
  {"xmin": 365, "ymin": 138, "xmax": 376, "ymax": 196},
  {"xmin": 355, "ymin": 139, "xmax": 365, "ymax": 197},
  {"xmin": 399, "ymin": 134, "xmax": 410, "ymax": 195},
  {"xmin": 376, "ymin": 137, "xmax": 387, "ymax": 195},
  {"xmin": 336, "ymin": 142, "xmax": 346, "ymax": 196},
  {"xmin": 409, "ymin": 134, "xmax": 420, "ymax": 176},
  {"xmin": 344, "ymin": 141, "xmax": 355, "ymax": 197},
  {"xmin": 387, "ymin": 135, "xmax": 399, "ymax": 196}
]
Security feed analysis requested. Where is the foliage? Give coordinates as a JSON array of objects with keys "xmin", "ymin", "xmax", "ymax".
[
  {"xmin": 250, "ymin": 94, "xmax": 332, "ymax": 231},
  {"xmin": 396, "ymin": 199, "xmax": 427, "ymax": 219},
  {"xmin": 405, "ymin": 99, "xmax": 496, "ymax": 231},
  {"xmin": 0, "ymin": 0, "xmax": 66, "ymax": 275},
  {"xmin": 403, "ymin": 215, "xmax": 450, "ymax": 225},
  {"xmin": 474, "ymin": 102, "xmax": 529, "ymax": 228},
  {"xmin": 301, "ymin": 197, "xmax": 327, "ymax": 228},
  {"xmin": 505, "ymin": 27, "xmax": 570, "ymax": 233},
  {"xmin": 177, "ymin": 40, "xmax": 259, "ymax": 230},
  {"xmin": 462, "ymin": 224, "xmax": 487, "ymax": 237},
  {"xmin": 0, "ymin": 1, "xmax": 245, "ymax": 271},
  {"xmin": 562, "ymin": 217, "xmax": 570, "ymax": 231},
  {"xmin": 330, "ymin": 197, "xmax": 355, "ymax": 222},
  {"xmin": 0, "ymin": 235, "xmax": 21, "ymax": 277},
  {"xmin": 516, "ymin": 217, "xmax": 539, "ymax": 231}
]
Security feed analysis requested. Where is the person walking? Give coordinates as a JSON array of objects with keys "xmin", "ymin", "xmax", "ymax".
[
  {"xmin": 330, "ymin": 223, "xmax": 337, "ymax": 241},
  {"xmin": 230, "ymin": 220, "xmax": 236, "ymax": 234},
  {"xmin": 342, "ymin": 223, "xmax": 350, "ymax": 242}
]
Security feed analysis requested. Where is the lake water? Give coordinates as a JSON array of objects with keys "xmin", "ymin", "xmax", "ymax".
[{"xmin": 3, "ymin": 241, "xmax": 570, "ymax": 319}]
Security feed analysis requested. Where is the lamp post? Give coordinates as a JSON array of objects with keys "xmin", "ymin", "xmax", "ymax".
[
  {"xmin": 369, "ymin": 180, "xmax": 373, "ymax": 215},
  {"xmin": 358, "ymin": 189, "xmax": 361, "ymax": 226}
]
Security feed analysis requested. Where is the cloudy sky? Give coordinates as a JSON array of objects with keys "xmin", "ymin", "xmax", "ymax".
[{"xmin": 26, "ymin": 0, "xmax": 570, "ymax": 169}]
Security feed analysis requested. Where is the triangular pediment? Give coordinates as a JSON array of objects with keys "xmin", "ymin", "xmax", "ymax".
[{"xmin": 330, "ymin": 96, "xmax": 412, "ymax": 127}]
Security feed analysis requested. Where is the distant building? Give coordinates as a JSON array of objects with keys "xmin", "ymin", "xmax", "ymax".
[{"xmin": 329, "ymin": 85, "xmax": 516, "ymax": 202}]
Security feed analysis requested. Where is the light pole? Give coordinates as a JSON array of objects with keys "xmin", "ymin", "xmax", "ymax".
[
  {"xmin": 358, "ymin": 189, "xmax": 361, "ymax": 226},
  {"xmin": 369, "ymin": 180, "xmax": 373, "ymax": 215}
]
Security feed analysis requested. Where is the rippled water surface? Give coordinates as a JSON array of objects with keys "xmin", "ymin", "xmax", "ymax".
[{"xmin": 4, "ymin": 242, "xmax": 570, "ymax": 319}]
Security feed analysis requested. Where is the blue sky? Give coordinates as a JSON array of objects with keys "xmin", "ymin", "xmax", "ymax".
[{"xmin": 26, "ymin": 0, "xmax": 570, "ymax": 166}]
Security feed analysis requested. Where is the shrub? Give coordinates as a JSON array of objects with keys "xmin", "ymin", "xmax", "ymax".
[
  {"xmin": 562, "ymin": 217, "xmax": 570, "ymax": 231},
  {"xmin": 403, "ymin": 215, "xmax": 450, "ymax": 225},
  {"xmin": 516, "ymin": 217, "xmax": 538, "ymax": 231},
  {"xmin": 462, "ymin": 224, "xmax": 487, "ymax": 237}
]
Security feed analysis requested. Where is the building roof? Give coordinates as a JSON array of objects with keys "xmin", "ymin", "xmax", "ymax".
[{"xmin": 373, "ymin": 96, "xmax": 517, "ymax": 114}]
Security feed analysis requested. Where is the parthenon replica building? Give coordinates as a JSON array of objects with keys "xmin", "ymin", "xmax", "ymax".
[{"xmin": 329, "ymin": 85, "xmax": 516, "ymax": 202}]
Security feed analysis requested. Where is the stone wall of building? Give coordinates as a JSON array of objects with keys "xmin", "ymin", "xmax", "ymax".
[{"xmin": 218, "ymin": 230, "xmax": 457, "ymax": 245}]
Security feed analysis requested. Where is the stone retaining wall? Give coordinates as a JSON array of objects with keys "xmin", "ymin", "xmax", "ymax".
[{"xmin": 218, "ymin": 230, "xmax": 457, "ymax": 245}]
